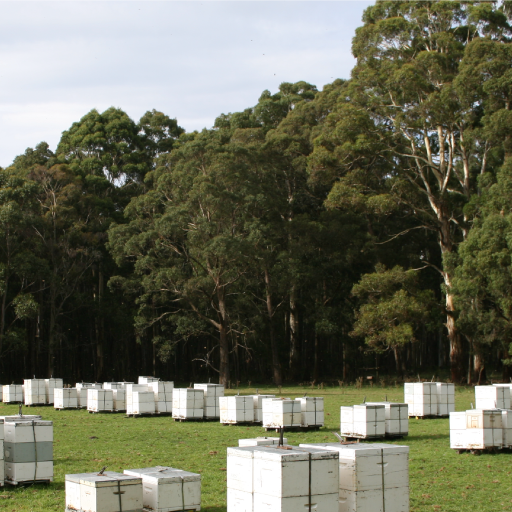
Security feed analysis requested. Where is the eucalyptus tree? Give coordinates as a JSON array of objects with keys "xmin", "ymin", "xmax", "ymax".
[{"xmin": 309, "ymin": 1, "xmax": 512, "ymax": 381}]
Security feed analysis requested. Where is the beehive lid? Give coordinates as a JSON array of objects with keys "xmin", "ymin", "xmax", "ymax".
[
  {"xmin": 300, "ymin": 442, "xmax": 408, "ymax": 458},
  {"xmin": 227, "ymin": 446, "xmax": 261, "ymax": 458},
  {"xmin": 65, "ymin": 471, "xmax": 142, "ymax": 487},
  {"xmin": 124, "ymin": 466, "xmax": 200, "ymax": 484},
  {"xmin": 252, "ymin": 445, "xmax": 338, "ymax": 462},
  {"xmin": 5, "ymin": 419, "xmax": 52, "ymax": 427},
  {"xmin": 0, "ymin": 415, "xmax": 41, "ymax": 423}
]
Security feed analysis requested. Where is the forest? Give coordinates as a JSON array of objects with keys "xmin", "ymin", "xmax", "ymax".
[{"xmin": 1, "ymin": 1, "xmax": 512, "ymax": 387}]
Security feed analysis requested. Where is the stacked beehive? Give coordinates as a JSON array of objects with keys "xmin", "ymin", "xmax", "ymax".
[
  {"xmin": 2, "ymin": 385, "xmax": 23, "ymax": 403},
  {"xmin": 124, "ymin": 466, "xmax": 201, "ymax": 512},
  {"xmin": 65, "ymin": 471, "xmax": 143, "ymax": 512},
  {"xmin": 112, "ymin": 389, "xmax": 126, "ymax": 412},
  {"xmin": 450, "ymin": 409, "xmax": 504, "ymax": 450},
  {"xmin": 252, "ymin": 394, "xmax": 275, "ymax": 423},
  {"xmin": 366, "ymin": 402, "xmax": 409, "ymax": 437},
  {"xmin": 404, "ymin": 382, "xmax": 437, "ymax": 417},
  {"xmin": 475, "ymin": 385, "xmax": 510, "ymax": 409},
  {"xmin": 87, "ymin": 389, "xmax": 114, "ymax": 413},
  {"xmin": 262, "ymin": 398, "xmax": 302, "ymax": 429},
  {"xmin": 103, "ymin": 382, "xmax": 128, "ymax": 390},
  {"xmin": 24, "ymin": 379, "xmax": 46, "ymax": 406},
  {"xmin": 194, "ymin": 383, "xmax": 224, "ymax": 419},
  {"xmin": 125, "ymin": 384, "xmax": 152, "ymax": 415},
  {"xmin": 502, "ymin": 409, "xmax": 512, "ymax": 448},
  {"xmin": 297, "ymin": 397, "xmax": 324, "ymax": 427},
  {"xmin": 172, "ymin": 388, "xmax": 204, "ymax": 420},
  {"xmin": 219, "ymin": 396, "xmax": 255, "ymax": 424},
  {"xmin": 340, "ymin": 404, "xmax": 386, "ymax": 439},
  {"xmin": 227, "ymin": 444, "xmax": 339, "ymax": 512},
  {"xmin": 76, "ymin": 383, "xmax": 103, "ymax": 408},
  {"xmin": 149, "ymin": 381, "xmax": 173, "ymax": 414},
  {"xmin": 54, "ymin": 388, "xmax": 78, "ymax": 409},
  {"xmin": 45, "ymin": 378, "xmax": 63, "ymax": 405},
  {"xmin": 4, "ymin": 419, "xmax": 53, "ymax": 484},
  {"xmin": 436, "ymin": 383, "xmax": 455, "ymax": 416},
  {"xmin": 300, "ymin": 442, "xmax": 409, "ymax": 512}
]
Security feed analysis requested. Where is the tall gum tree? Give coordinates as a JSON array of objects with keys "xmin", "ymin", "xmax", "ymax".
[{"xmin": 309, "ymin": 1, "xmax": 511, "ymax": 382}]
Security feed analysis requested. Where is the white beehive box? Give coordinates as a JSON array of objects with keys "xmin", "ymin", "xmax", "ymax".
[
  {"xmin": 65, "ymin": 471, "xmax": 143, "ymax": 512},
  {"xmin": 113, "ymin": 389, "xmax": 126, "ymax": 412},
  {"xmin": 449, "ymin": 411, "xmax": 467, "ymax": 449},
  {"xmin": 76, "ymin": 383, "xmax": 103, "ymax": 408},
  {"xmin": 125, "ymin": 384, "xmax": 150, "ymax": 415},
  {"xmin": 300, "ymin": 442, "xmax": 409, "ymax": 512},
  {"xmin": 54, "ymin": 388, "xmax": 78, "ymax": 409},
  {"xmin": 138, "ymin": 376, "xmax": 159, "ymax": 384},
  {"xmin": 404, "ymin": 382, "xmax": 437, "ymax": 417},
  {"xmin": 45, "ymin": 378, "xmax": 63, "ymax": 404},
  {"xmin": 24, "ymin": 379, "xmax": 46, "ymax": 406},
  {"xmin": 2, "ymin": 384, "xmax": 23, "ymax": 403},
  {"xmin": 220, "ymin": 396, "xmax": 255, "ymax": 424},
  {"xmin": 366, "ymin": 402, "xmax": 408, "ymax": 436},
  {"xmin": 340, "ymin": 405, "xmax": 386, "ymax": 438},
  {"xmin": 502, "ymin": 409, "xmax": 512, "ymax": 448},
  {"xmin": 4, "ymin": 419, "xmax": 53, "ymax": 484},
  {"xmin": 297, "ymin": 397, "xmax": 324, "ymax": 427},
  {"xmin": 262, "ymin": 399, "xmax": 302, "ymax": 429},
  {"xmin": 465, "ymin": 409, "xmax": 503, "ymax": 449},
  {"xmin": 172, "ymin": 389, "xmax": 204, "ymax": 420},
  {"xmin": 227, "ymin": 445, "xmax": 339, "ymax": 512},
  {"xmin": 238, "ymin": 437, "xmax": 288, "ymax": 447},
  {"xmin": 436, "ymin": 383, "xmax": 455, "ymax": 416},
  {"xmin": 475, "ymin": 385, "xmax": 510, "ymax": 410},
  {"xmin": 149, "ymin": 381, "xmax": 173, "ymax": 414},
  {"xmin": 132, "ymin": 391, "xmax": 156, "ymax": 415},
  {"xmin": 124, "ymin": 466, "xmax": 201, "ymax": 512},
  {"xmin": 103, "ymin": 382, "xmax": 128, "ymax": 390},
  {"xmin": 87, "ymin": 389, "xmax": 114, "ymax": 413},
  {"xmin": 251, "ymin": 394, "xmax": 276, "ymax": 423},
  {"xmin": 194, "ymin": 383, "xmax": 224, "ymax": 419}
]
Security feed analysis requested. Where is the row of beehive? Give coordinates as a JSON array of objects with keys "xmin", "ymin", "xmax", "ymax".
[
  {"xmin": 340, "ymin": 402, "xmax": 409, "ymax": 439},
  {"xmin": 65, "ymin": 466, "xmax": 201, "ymax": 512},
  {"xmin": 0, "ymin": 414, "xmax": 54, "ymax": 486},
  {"xmin": 227, "ymin": 440, "xmax": 409, "ymax": 512},
  {"xmin": 2, "ymin": 378, "xmax": 64, "ymax": 405},
  {"xmin": 404, "ymin": 382, "xmax": 455, "ymax": 417}
]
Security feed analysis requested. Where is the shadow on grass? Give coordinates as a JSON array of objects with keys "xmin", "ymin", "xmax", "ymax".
[{"xmin": 406, "ymin": 433, "xmax": 450, "ymax": 440}]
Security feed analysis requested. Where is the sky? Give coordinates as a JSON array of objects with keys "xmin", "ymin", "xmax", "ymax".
[{"xmin": 0, "ymin": 0, "xmax": 373, "ymax": 168}]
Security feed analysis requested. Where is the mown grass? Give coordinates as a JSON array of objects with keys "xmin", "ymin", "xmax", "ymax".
[{"xmin": 0, "ymin": 384, "xmax": 511, "ymax": 511}]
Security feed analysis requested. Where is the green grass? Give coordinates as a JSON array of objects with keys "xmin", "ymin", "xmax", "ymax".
[{"xmin": 0, "ymin": 384, "xmax": 511, "ymax": 511}]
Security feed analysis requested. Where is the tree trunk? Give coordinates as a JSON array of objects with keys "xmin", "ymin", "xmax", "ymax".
[
  {"xmin": 217, "ymin": 288, "xmax": 230, "ymax": 387},
  {"xmin": 474, "ymin": 343, "xmax": 486, "ymax": 385},
  {"xmin": 264, "ymin": 269, "xmax": 282, "ymax": 386},
  {"xmin": 393, "ymin": 346, "xmax": 404, "ymax": 378},
  {"xmin": 289, "ymin": 285, "xmax": 300, "ymax": 381}
]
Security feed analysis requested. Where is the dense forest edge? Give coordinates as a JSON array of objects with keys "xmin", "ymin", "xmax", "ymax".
[{"xmin": 2, "ymin": 1, "xmax": 512, "ymax": 387}]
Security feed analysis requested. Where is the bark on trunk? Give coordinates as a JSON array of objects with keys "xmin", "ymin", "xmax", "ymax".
[
  {"xmin": 217, "ymin": 288, "xmax": 230, "ymax": 387},
  {"xmin": 264, "ymin": 269, "xmax": 282, "ymax": 386},
  {"xmin": 474, "ymin": 343, "xmax": 486, "ymax": 385},
  {"xmin": 289, "ymin": 285, "xmax": 300, "ymax": 381}
]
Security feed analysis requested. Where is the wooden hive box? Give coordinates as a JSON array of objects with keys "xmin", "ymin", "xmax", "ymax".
[
  {"xmin": 113, "ymin": 389, "xmax": 126, "ymax": 412},
  {"xmin": 475, "ymin": 385, "xmax": 510, "ymax": 410},
  {"xmin": 238, "ymin": 437, "xmax": 288, "ymax": 447},
  {"xmin": 262, "ymin": 399, "xmax": 301, "ymax": 429},
  {"xmin": 65, "ymin": 471, "xmax": 143, "ymax": 512},
  {"xmin": 194, "ymin": 383, "xmax": 224, "ymax": 419},
  {"xmin": 449, "ymin": 411, "xmax": 467, "ymax": 449},
  {"xmin": 23, "ymin": 379, "xmax": 46, "ymax": 406},
  {"xmin": 124, "ymin": 466, "xmax": 201, "ymax": 512},
  {"xmin": 251, "ymin": 395, "xmax": 275, "ymax": 423},
  {"xmin": 297, "ymin": 397, "xmax": 324, "ymax": 427},
  {"xmin": 54, "ymin": 388, "xmax": 78, "ymax": 409},
  {"xmin": 4, "ymin": 419, "xmax": 53, "ymax": 484},
  {"xmin": 436, "ymin": 383, "xmax": 455, "ymax": 416},
  {"xmin": 220, "ymin": 396, "xmax": 255, "ymax": 424},
  {"xmin": 76, "ymin": 383, "xmax": 103, "ymax": 408},
  {"xmin": 87, "ymin": 389, "xmax": 114, "ymax": 413},
  {"xmin": 171, "ymin": 389, "xmax": 203, "ymax": 420},
  {"xmin": 138, "ymin": 376, "xmax": 159, "ymax": 384},
  {"xmin": 2, "ymin": 385, "xmax": 23, "ymax": 403},
  {"xmin": 300, "ymin": 442, "xmax": 409, "ymax": 512},
  {"xmin": 45, "ymin": 378, "xmax": 63, "ymax": 404},
  {"xmin": 149, "ymin": 381, "xmax": 173, "ymax": 414},
  {"xmin": 366, "ymin": 402, "xmax": 408, "ymax": 436},
  {"xmin": 125, "ymin": 384, "xmax": 150, "ymax": 415},
  {"xmin": 465, "ymin": 409, "xmax": 503, "ymax": 449},
  {"xmin": 404, "ymin": 383, "xmax": 437, "ymax": 417}
]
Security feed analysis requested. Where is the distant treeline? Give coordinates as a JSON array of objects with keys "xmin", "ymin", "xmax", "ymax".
[{"xmin": 1, "ymin": 1, "xmax": 512, "ymax": 386}]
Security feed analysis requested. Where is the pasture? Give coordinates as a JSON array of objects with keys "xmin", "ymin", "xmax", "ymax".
[{"xmin": 0, "ymin": 384, "xmax": 509, "ymax": 512}]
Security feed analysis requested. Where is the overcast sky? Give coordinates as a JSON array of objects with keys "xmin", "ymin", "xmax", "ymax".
[{"xmin": 0, "ymin": 1, "xmax": 373, "ymax": 167}]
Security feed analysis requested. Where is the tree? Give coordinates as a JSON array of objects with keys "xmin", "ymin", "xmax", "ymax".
[{"xmin": 309, "ymin": 0, "xmax": 512, "ymax": 381}]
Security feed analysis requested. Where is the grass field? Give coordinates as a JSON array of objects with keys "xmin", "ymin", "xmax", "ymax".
[{"xmin": 0, "ymin": 384, "xmax": 511, "ymax": 512}]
